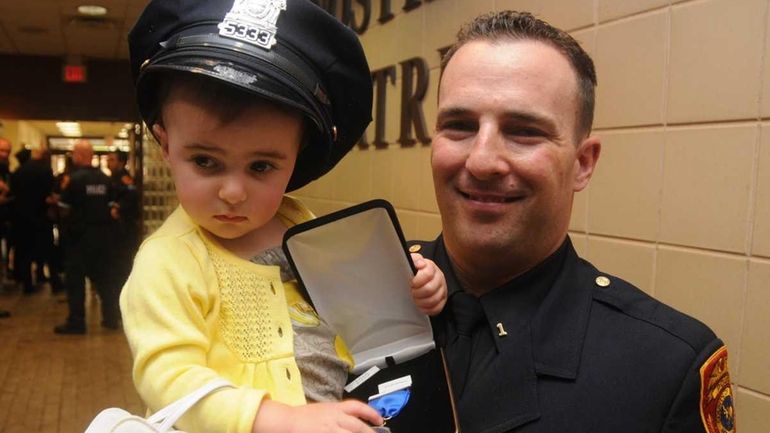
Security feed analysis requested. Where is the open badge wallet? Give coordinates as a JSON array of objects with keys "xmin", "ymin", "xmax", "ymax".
[{"xmin": 283, "ymin": 199, "xmax": 459, "ymax": 433}]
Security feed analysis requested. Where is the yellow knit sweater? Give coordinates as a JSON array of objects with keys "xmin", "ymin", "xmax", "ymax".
[{"xmin": 120, "ymin": 196, "xmax": 314, "ymax": 433}]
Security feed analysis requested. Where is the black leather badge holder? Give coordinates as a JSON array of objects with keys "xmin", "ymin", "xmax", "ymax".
[{"xmin": 283, "ymin": 199, "xmax": 458, "ymax": 433}]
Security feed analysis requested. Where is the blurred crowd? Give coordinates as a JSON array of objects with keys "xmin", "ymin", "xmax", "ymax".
[{"xmin": 0, "ymin": 136, "xmax": 140, "ymax": 333}]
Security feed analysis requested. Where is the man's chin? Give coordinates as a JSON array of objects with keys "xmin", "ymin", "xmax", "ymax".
[{"xmin": 448, "ymin": 225, "xmax": 512, "ymax": 252}]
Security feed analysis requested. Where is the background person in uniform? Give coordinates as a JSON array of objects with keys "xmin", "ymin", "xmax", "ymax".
[
  {"xmin": 107, "ymin": 149, "xmax": 140, "ymax": 287},
  {"xmin": 8, "ymin": 147, "xmax": 31, "ymax": 284},
  {"xmin": 411, "ymin": 11, "xmax": 735, "ymax": 433},
  {"xmin": 0, "ymin": 137, "xmax": 12, "ymax": 318},
  {"xmin": 9, "ymin": 147, "xmax": 62, "ymax": 294},
  {"xmin": 54, "ymin": 140, "xmax": 120, "ymax": 334},
  {"xmin": 0, "ymin": 138, "xmax": 14, "ymax": 277},
  {"xmin": 49, "ymin": 155, "xmax": 74, "ymax": 297}
]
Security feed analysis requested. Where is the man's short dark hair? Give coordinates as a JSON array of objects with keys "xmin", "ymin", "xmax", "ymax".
[{"xmin": 441, "ymin": 11, "xmax": 597, "ymax": 137}]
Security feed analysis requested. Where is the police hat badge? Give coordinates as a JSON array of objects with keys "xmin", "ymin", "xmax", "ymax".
[
  {"xmin": 218, "ymin": 0, "xmax": 286, "ymax": 49},
  {"xmin": 129, "ymin": 0, "xmax": 372, "ymax": 191}
]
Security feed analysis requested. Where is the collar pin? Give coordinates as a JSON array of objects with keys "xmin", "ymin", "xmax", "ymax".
[{"xmin": 496, "ymin": 322, "xmax": 508, "ymax": 337}]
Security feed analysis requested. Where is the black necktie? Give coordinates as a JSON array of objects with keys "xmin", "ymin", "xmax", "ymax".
[{"xmin": 447, "ymin": 291, "xmax": 485, "ymax": 397}]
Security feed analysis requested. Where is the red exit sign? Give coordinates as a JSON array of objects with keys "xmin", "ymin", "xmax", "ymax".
[{"xmin": 63, "ymin": 64, "xmax": 87, "ymax": 83}]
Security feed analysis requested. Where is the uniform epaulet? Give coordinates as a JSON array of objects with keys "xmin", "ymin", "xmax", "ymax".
[
  {"xmin": 121, "ymin": 175, "xmax": 134, "ymax": 186},
  {"xmin": 589, "ymin": 270, "xmax": 716, "ymax": 353}
]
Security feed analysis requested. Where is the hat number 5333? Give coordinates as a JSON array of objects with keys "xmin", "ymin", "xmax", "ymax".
[{"xmin": 220, "ymin": 20, "xmax": 272, "ymax": 47}]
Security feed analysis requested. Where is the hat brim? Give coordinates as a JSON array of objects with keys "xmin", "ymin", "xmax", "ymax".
[
  {"xmin": 136, "ymin": 59, "xmax": 334, "ymax": 193},
  {"xmin": 137, "ymin": 56, "xmax": 325, "ymax": 134}
]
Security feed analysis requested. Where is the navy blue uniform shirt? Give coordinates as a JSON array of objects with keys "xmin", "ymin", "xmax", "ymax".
[
  {"xmin": 59, "ymin": 166, "xmax": 113, "ymax": 239},
  {"xmin": 411, "ymin": 236, "xmax": 734, "ymax": 433}
]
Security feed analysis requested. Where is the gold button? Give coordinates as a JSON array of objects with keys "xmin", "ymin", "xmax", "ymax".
[
  {"xmin": 408, "ymin": 244, "xmax": 422, "ymax": 253},
  {"xmin": 595, "ymin": 276, "xmax": 611, "ymax": 287}
]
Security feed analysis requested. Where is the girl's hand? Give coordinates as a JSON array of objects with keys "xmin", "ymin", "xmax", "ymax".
[
  {"xmin": 253, "ymin": 399, "xmax": 384, "ymax": 433},
  {"xmin": 410, "ymin": 253, "xmax": 448, "ymax": 316}
]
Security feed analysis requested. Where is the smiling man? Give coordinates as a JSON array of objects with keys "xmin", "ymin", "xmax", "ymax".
[{"xmin": 411, "ymin": 11, "xmax": 735, "ymax": 433}]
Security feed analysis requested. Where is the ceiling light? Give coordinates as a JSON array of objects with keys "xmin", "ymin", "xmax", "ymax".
[
  {"xmin": 77, "ymin": 5, "xmax": 108, "ymax": 16},
  {"xmin": 56, "ymin": 122, "xmax": 82, "ymax": 137}
]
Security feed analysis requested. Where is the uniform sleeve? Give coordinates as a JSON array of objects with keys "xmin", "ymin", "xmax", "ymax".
[
  {"xmin": 660, "ymin": 339, "xmax": 736, "ymax": 433},
  {"xmin": 118, "ymin": 184, "xmax": 140, "ymax": 219},
  {"xmin": 120, "ymin": 236, "xmax": 266, "ymax": 433},
  {"xmin": 58, "ymin": 173, "xmax": 77, "ymax": 209}
]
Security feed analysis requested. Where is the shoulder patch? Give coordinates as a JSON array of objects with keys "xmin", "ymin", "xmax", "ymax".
[{"xmin": 699, "ymin": 346, "xmax": 735, "ymax": 433}]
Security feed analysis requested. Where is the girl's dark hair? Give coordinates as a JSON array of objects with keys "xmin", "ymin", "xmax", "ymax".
[{"xmin": 155, "ymin": 71, "xmax": 268, "ymax": 125}]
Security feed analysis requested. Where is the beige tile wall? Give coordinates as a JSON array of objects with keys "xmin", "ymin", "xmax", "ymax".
[
  {"xmin": 292, "ymin": 0, "xmax": 770, "ymax": 423},
  {"xmin": 668, "ymin": 0, "xmax": 766, "ymax": 123},
  {"xmin": 737, "ymin": 388, "xmax": 770, "ymax": 433},
  {"xmin": 660, "ymin": 125, "xmax": 756, "ymax": 253},
  {"xmin": 594, "ymin": 10, "xmax": 668, "ymax": 128},
  {"xmin": 764, "ymin": 9, "xmax": 770, "ymax": 118},
  {"xmin": 754, "ymin": 124, "xmax": 770, "ymax": 256},
  {"xmin": 588, "ymin": 129, "xmax": 664, "ymax": 240}
]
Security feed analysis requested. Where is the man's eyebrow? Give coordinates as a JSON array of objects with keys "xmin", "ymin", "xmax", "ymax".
[
  {"xmin": 436, "ymin": 107, "xmax": 473, "ymax": 120},
  {"xmin": 436, "ymin": 107, "xmax": 558, "ymax": 131},
  {"xmin": 501, "ymin": 111, "xmax": 558, "ymax": 131}
]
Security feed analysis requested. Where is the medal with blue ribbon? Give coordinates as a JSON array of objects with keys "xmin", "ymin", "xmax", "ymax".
[
  {"xmin": 368, "ymin": 375, "xmax": 413, "ymax": 421},
  {"xmin": 369, "ymin": 388, "xmax": 410, "ymax": 419}
]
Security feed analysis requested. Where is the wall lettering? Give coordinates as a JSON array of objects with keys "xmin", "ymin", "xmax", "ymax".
[
  {"xmin": 342, "ymin": 0, "xmax": 371, "ymax": 34},
  {"xmin": 311, "ymin": 0, "xmax": 448, "ymax": 148},
  {"xmin": 398, "ymin": 57, "xmax": 430, "ymax": 146},
  {"xmin": 363, "ymin": 65, "xmax": 397, "ymax": 148},
  {"xmin": 402, "ymin": 0, "xmax": 421, "ymax": 12},
  {"xmin": 379, "ymin": 0, "xmax": 395, "ymax": 24}
]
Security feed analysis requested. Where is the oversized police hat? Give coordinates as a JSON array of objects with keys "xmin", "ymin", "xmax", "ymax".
[{"xmin": 129, "ymin": 0, "xmax": 372, "ymax": 191}]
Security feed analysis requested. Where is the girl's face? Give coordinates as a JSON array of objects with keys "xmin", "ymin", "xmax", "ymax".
[{"xmin": 154, "ymin": 93, "xmax": 302, "ymax": 250}]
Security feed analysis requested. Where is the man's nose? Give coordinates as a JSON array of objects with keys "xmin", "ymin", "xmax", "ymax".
[
  {"xmin": 465, "ymin": 127, "xmax": 509, "ymax": 180},
  {"xmin": 218, "ymin": 176, "xmax": 247, "ymax": 205}
]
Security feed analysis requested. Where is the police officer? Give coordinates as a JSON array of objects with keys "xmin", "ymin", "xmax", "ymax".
[
  {"xmin": 0, "ymin": 137, "xmax": 12, "ymax": 318},
  {"xmin": 9, "ymin": 147, "xmax": 62, "ymax": 294},
  {"xmin": 54, "ymin": 140, "xmax": 120, "ymax": 334},
  {"xmin": 106, "ymin": 150, "xmax": 140, "ymax": 288},
  {"xmin": 413, "ymin": 11, "xmax": 735, "ymax": 433}
]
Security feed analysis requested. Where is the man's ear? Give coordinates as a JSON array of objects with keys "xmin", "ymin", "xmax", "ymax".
[
  {"xmin": 152, "ymin": 123, "xmax": 170, "ymax": 160},
  {"xmin": 573, "ymin": 135, "xmax": 601, "ymax": 192}
]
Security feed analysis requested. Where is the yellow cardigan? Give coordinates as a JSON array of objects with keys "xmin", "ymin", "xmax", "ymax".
[{"xmin": 120, "ymin": 196, "xmax": 315, "ymax": 433}]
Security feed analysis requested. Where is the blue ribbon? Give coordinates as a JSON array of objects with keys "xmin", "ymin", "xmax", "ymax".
[{"xmin": 368, "ymin": 388, "xmax": 411, "ymax": 420}]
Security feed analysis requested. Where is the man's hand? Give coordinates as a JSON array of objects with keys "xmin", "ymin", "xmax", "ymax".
[
  {"xmin": 410, "ymin": 253, "xmax": 448, "ymax": 316},
  {"xmin": 110, "ymin": 204, "xmax": 121, "ymax": 220},
  {"xmin": 252, "ymin": 399, "xmax": 384, "ymax": 433}
]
